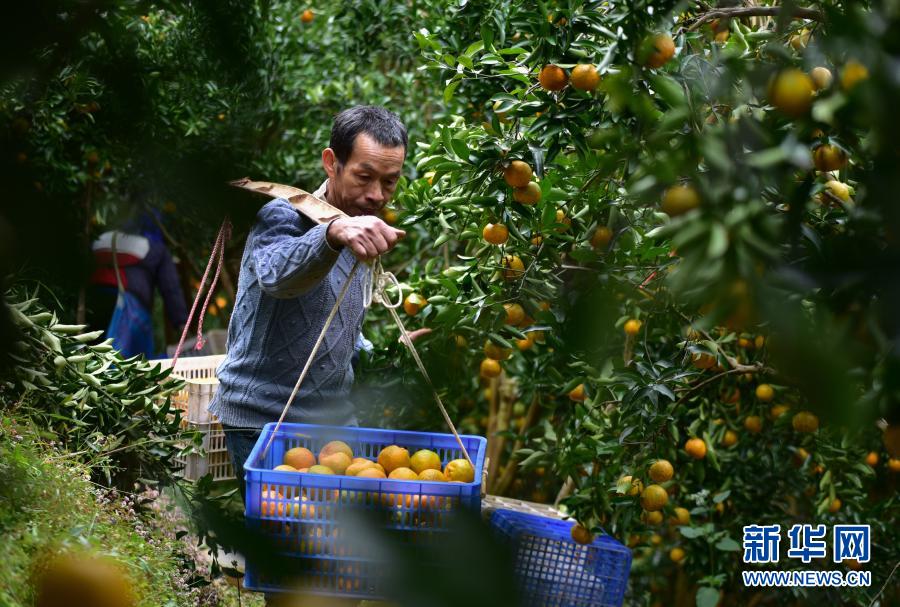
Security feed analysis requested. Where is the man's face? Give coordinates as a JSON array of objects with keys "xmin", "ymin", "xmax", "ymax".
[{"xmin": 323, "ymin": 132, "xmax": 405, "ymax": 217}]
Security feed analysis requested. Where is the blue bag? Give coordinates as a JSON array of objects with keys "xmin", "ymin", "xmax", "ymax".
[{"xmin": 106, "ymin": 289, "xmax": 154, "ymax": 359}]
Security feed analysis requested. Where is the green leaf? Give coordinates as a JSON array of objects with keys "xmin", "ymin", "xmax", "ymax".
[
  {"xmin": 715, "ymin": 537, "xmax": 740, "ymax": 552},
  {"xmin": 648, "ymin": 74, "xmax": 686, "ymax": 108},
  {"xmin": 464, "ymin": 41, "xmax": 484, "ymax": 57},
  {"xmin": 696, "ymin": 587, "xmax": 720, "ymax": 607},
  {"xmin": 480, "ymin": 25, "xmax": 494, "ymax": 49},
  {"xmin": 450, "ymin": 138, "xmax": 470, "ymax": 161},
  {"xmin": 615, "ymin": 476, "xmax": 633, "ymax": 494},
  {"xmin": 707, "ymin": 223, "xmax": 729, "ymax": 259},
  {"xmin": 713, "ymin": 490, "xmax": 730, "ymax": 503},
  {"xmin": 747, "ymin": 146, "xmax": 787, "ymax": 169},
  {"xmin": 679, "ymin": 526, "xmax": 707, "ymax": 539},
  {"xmin": 519, "ymin": 450, "xmax": 547, "ymax": 468},
  {"xmin": 443, "ymin": 79, "xmax": 460, "ymax": 104}
]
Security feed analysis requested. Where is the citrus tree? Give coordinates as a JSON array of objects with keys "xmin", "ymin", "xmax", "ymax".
[
  {"xmin": 357, "ymin": 1, "xmax": 900, "ymax": 604},
  {"xmin": 1, "ymin": 0, "xmax": 445, "ymax": 333}
]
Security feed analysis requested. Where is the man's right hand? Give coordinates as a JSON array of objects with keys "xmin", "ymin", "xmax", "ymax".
[{"xmin": 326, "ymin": 216, "xmax": 406, "ymax": 261}]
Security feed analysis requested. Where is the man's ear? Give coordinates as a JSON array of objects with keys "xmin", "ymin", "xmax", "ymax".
[{"xmin": 322, "ymin": 148, "xmax": 338, "ymax": 179}]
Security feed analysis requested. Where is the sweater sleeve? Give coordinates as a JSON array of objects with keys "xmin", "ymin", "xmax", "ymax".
[
  {"xmin": 154, "ymin": 243, "xmax": 189, "ymax": 329},
  {"xmin": 252, "ymin": 199, "xmax": 341, "ymax": 298}
]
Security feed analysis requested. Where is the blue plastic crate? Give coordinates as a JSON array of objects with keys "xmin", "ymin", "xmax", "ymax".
[
  {"xmin": 491, "ymin": 509, "xmax": 632, "ymax": 607},
  {"xmin": 242, "ymin": 422, "xmax": 487, "ymax": 598}
]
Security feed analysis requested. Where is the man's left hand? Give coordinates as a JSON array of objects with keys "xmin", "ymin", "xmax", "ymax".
[{"xmin": 399, "ymin": 327, "xmax": 432, "ymax": 345}]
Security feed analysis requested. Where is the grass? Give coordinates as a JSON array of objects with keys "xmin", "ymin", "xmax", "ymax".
[{"xmin": 0, "ymin": 414, "xmax": 260, "ymax": 607}]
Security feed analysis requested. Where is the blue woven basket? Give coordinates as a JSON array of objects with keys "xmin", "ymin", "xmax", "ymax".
[
  {"xmin": 491, "ymin": 509, "xmax": 632, "ymax": 607},
  {"xmin": 242, "ymin": 422, "xmax": 487, "ymax": 598}
]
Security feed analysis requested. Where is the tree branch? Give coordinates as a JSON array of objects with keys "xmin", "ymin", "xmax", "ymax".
[
  {"xmin": 688, "ymin": 6, "xmax": 825, "ymax": 32},
  {"xmin": 493, "ymin": 393, "xmax": 541, "ymax": 495}
]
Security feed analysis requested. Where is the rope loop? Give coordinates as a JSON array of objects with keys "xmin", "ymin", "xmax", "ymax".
[{"xmin": 367, "ymin": 258, "xmax": 403, "ymax": 310}]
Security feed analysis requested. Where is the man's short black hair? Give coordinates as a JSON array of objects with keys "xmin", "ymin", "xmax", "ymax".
[{"xmin": 330, "ymin": 105, "xmax": 407, "ymax": 165}]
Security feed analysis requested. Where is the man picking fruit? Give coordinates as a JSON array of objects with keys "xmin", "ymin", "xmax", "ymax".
[{"xmin": 209, "ymin": 106, "xmax": 408, "ymax": 483}]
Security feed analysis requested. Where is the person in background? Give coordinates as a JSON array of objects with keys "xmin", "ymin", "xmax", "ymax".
[{"xmin": 87, "ymin": 211, "xmax": 188, "ymax": 358}]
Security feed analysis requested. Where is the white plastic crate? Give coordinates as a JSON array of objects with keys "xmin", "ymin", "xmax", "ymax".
[
  {"xmin": 177, "ymin": 421, "xmax": 233, "ymax": 481},
  {"xmin": 156, "ymin": 354, "xmax": 234, "ymax": 481},
  {"xmin": 156, "ymin": 355, "xmax": 225, "ymax": 424}
]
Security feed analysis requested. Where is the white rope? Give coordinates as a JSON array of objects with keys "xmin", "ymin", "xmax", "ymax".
[
  {"xmin": 369, "ymin": 257, "xmax": 474, "ymax": 469},
  {"xmin": 363, "ymin": 257, "xmax": 403, "ymax": 310},
  {"xmin": 261, "ymin": 255, "xmax": 474, "ymax": 470}
]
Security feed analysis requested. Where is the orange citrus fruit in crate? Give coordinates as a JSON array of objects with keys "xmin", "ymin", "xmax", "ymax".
[{"xmin": 378, "ymin": 445, "xmax": 411, "ymax": 474}]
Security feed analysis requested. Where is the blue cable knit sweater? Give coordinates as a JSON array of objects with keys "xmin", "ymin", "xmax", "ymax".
[{"xmin": 208, "ymin": 181, "xmax": 368, "ymax": 428}]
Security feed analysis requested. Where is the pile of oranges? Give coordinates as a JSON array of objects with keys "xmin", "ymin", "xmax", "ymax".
[{"xmin": 271, "ymin": 440, "xmax": 475, "ymax": 483}]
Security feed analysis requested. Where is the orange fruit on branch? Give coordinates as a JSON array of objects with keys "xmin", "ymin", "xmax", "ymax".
[
  {"xmin": 769, "ymin": 404, "xmax": 790, "ymax": 419},
  {"xmin": 503, "ymin": 160, "xmax": 533, "ymax": 187},
  {"xmin": 883, "ymin": 425, "xmax": 900, "ymax": 457},
  {"xmin": 590, "ymin": 226, "xmax": 612, "ymax": 250},
  {"xmin": 768, "ymin": 69, "xmax": 814, "ymax": 117},
  {"xmin": 810, "ymin": 66, "xmax": 833, "ymax": 91},
  {"xmin": 480, "ymin": 358, "xmax": 502, "ymax": 378},
  {"xmin": 571, "ymin": 524, "xmax": 594, "ymax": 544},
  {"xmin": 642, "ymin": 510, "xmax": 663, "ymax": 525},
  {"xmin": 624, "ymin": 319, "xmax": 642, "ymax": 336},
  {"xmin": 721, "ymin": 429, "xmax": 738, "ymax": 447},
  {"xmin": 813, "ymin": 144, "xmax": 847, "ymax": 172},
  {"xmin": 684, "ymin": 437, "xmax": 707, "ymax": 459},
  {"xmin": 792, "ymin": 411, "xmax": 820, "ymax": 433},
  {"xmin": 483, "ymin": 222, "xmax": 509, "ymax": 245},
  {"xmin": 640, "ymin": 484, "xmax": 669, "ymax": 511},
  {"xmin": 568, "ymin": 383, "xmax": 586, "ymax": 402},
  {"xmin": 670, "ymin": 507, "xmax": 690, "ymax": 526},
  {"xmin": 539, "ymin": 64, "xmax": 569, "ymax": 91},
  {"xmin": 513, "ymin": 181, "xmax": 542, "ymax": 205},
  {"xmin": 841, "ymin": 60, "xmax": 869, "ymax": 91},
  {"xmin": 619, "ymin": 475, "xmax": 643, "ymax": 496},
  {"xmin": 641, "ymin": 33, "xmax": 676, "ymax": 68},
  {"xmin": 755, "ymin": 383, "xmax": 774, "ymax": 402},
  {"xmin": 692, "ymin": 352, "xmax": 716, "ymax": 370},
  {"xmin": 501, "ymin": 254, "xmax": 525, "ymax": 280},
  {"xmin": 571, "ymin": 64, "xmax": 600, "ymax": 91},
  {"xmin": 503, "ymin": 303, "xmax": 526, "ymax": 326},
  {"xmin": 403, "ymin": 293, "xmax": 428, "ymax": 316},
  {"xmin": 744, "ymin": 415, "xmax": 763, "ymax": 434},
  {"xmin": 484, "ymin": 340, "xmax": 512, "ymax": 361},
  {"xmin": 648, "ymin": 459, "xmax": 674, "ymax": 483},
  {"xmin": 661, "ymin": 184, "xmax": 700, "ymax": 217},
  {"xmin": 820, "ymin": 180, "xmax": 851, "ymax": 204}
]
